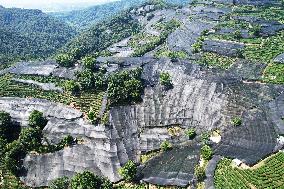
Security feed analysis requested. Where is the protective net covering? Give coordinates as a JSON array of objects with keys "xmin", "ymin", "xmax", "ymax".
[{"xmin": 142, "ymin": 144, "xmax": 200, "ymax": 187}]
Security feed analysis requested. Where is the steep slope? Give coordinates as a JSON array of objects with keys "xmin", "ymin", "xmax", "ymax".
[
  {"xmin": 0, "ymin": 0, "xmax": 284, "ymax": 188},
  {"xmin": 0, "ymin": 6, "xmax": 77, "ymax": 63}
]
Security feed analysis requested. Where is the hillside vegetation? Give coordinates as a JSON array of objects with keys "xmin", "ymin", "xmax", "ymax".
[
  {"xmin": 0, "ymin": 0, "xmax": 284, "ymax": 188},
  {"xmin": 0, "ymin": 6, "xmax": 77, "ymax": 64},
  {"xmin": 52, "ymin": 0, "xmax": 191, "ymax": 29}
]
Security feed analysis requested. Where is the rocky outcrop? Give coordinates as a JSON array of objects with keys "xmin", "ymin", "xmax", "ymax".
[
  {"xmin": 233, "ymin": 16, "xmax": 284, "ymax": 37},
  {"xmin": 0, "ymin": 97, "xmax": 131, "ymax": 186},
  {"xmin": 0, "ymin": 60, "xmax": 81, "ymax": 79},
  {"xmin": 202, "ymin": 40, "xmax": 245, "ymax": 57},
  {"xmin": 0, "ymin": 60, "xmax": 57, "ymax": 76},
  {"xmin": 12, "ymin": 79, "xmax": 63, "ymax": 93},
  {"xmin": 167, "ymin": 20, "xmax": 215, "ymax": 54},
  {"xmin": 274, "ymin": 53, "xmax": 284, "ymax": 64},
  {"xmin": 1, "ymin": 58, "xmax": 284, "ymax": 187},
  {"xmin": 142, "ymin": 144, "xmax": 201, "ymax": 187}
]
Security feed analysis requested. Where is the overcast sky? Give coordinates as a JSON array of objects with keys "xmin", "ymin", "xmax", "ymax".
[{"xmin": 0, "ymin": 0, "xmax": 118, "ymax": 12}]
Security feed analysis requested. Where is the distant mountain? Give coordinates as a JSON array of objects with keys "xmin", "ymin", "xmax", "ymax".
[
  {"xmin": 0, "ymin": 7, "xmax": 77, "ymax": 63},
  {"xmin": 52, "ymin": 0, "xmax": 191, "ymax": 29}
]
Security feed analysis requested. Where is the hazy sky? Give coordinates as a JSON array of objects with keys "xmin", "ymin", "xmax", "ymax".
[{"xmin": 0, "ymin": 0, "xmax": 118, "ymax": 12}]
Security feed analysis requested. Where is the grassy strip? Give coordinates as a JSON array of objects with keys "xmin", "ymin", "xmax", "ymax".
[
  {"xmin": 262, "ymin": 63, "xmax": 284, "ymax": 84},
  {"xmin": 0, "ymin": 75, "xmax": 104, "ymax": 116},
  {"xmin": 197, "ymin": 52, "xmax": 237, "ymax": 69}
]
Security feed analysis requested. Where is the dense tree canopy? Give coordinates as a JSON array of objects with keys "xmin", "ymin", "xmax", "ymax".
[
  {"xmin": 107, "ymin": 68, "xmax": 143, "ymax": 105},
  {"xmin": 0, "ymin": 7, "xmax": 77, "ymax": 64},
  {"xmin": 59, "ymin": 13, "xmax": 141, "ymax": 60},
  {"xmin": 70, "ymin": 171, "xmax": 113, "ymax": 189},
  {"xmin": 52, "ymin": 0, "xmax": 189, "ymax": 29}
]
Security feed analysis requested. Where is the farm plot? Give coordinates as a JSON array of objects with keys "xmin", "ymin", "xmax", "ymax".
[{"xmin": 214, "ymin": 152, "xmax": 284, "ymax": 189}]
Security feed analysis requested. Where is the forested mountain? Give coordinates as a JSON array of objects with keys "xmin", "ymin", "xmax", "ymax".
[
  {"xmin": 0, "ymin": 6, "xmax": 77, "ymax": 64},
  {"xmin": 57, "ymin": 0, "xmax": 192, "ymax": 59},
  {"xmin": 59, "ymin": 13, "xmax": 140, "ymax": 59},
  {"xmin": 52, "ymin": 0, "xmax": 191, "ymax": 29}
]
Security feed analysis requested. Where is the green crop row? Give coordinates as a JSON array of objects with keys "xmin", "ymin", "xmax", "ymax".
[{"xmin": 214, "ymin": 152, "xmax": 284, "ymax": 189}]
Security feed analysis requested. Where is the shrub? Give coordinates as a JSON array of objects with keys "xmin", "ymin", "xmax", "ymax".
[
  {"xmin": 76, "ymin": 70, "xmax": 106, "ymax": 91},
  {"xmin": 19, "ymin": 127, "xmax": 42, "ymax": 151},
  {"xmin": 87, "ymin": 109, "xmax": 98, "ymax": 123},
  {"xmin": 192, "ymin": 36, "xmax": 204, "ymax": 53},
  {"xmin": 93, "ymin": 72, "xmax": 106, "ymax": 90},
  {"xmin": 71, "ymin": 171, "xmax": 112, "ymax": 189},
  {"xmin": 233, "ymin": 30, "xmax": 242, "ymax": 40},
  {"xmin": 201, "ymin": 145, "xmax": 213, "ymax": 160},
  {"xmin": 118, "ymin": 160, "xmax": 137, "ymax": 182},
  {"xmin": 185, "ymin": 128, "xmax": 196, "ymax": 139},
  {"xmin": 29, "ymin": 110, "xmax": 48, "ymax": 129},
  {"xmin": 82, "ymin": 56, "xmax": 97, "ymax": 71},
  {"xmin": 49, "ymin": 176, "xmax": 70, "ymax": 189},
  {"xmin": 57, "ymin": 135, "xmax": 74, "ymax": 149},
  {"xmin": 159, "ymin": 72, "xmax": 172, "ymax": 87},
  {"xmin": 194, "ymin": 165, "xmax": 206, "ymax": 181},
  {"xmin": 231, "ymin": 117, "xmax": 242, "ymax": 126},
  {"xmin": 201, "ymin": 132, "xmax": 210, "ymax": 145},
  {"xmin": 0, "ymin": 137, "xmax": 7, "ymax": 155},
  {"xmin": 56, "ymin": 54, "xmax": 75, "ymax": 68},
  {"xmin": 64, "ymin": 80, "xmax": 80, "ymax": 95},
  {"xmin": 192, "ymin": 41, "xmax": 203, "ymax": 53},
  {"xmin": 70, "ymin": 48, "xmax": 82, "ymax": 60},
  {"xmin": 236, "ymin": 49, "xmax": 244, "ymax": 58},
  {"xmin": 108, "ymin": 68, "xmax": 143, "ymax": 105},
  {"xmin": 168, "ymin": 51, "xmax": 187, "ymax": 61},
  {"xmin": 0, "ymin": 111, "xmax": 12, "ymax": 139},
  {"xmin": 250, "ymin": 24, "xmax": 261, "ymax": 37},
  {"xmin": 160, "ymin": 140, "xmax": 172, "ymax": 151},
  {"xmin": 4, "ymin": 141, "xmax": 26, "ymax": 174}
]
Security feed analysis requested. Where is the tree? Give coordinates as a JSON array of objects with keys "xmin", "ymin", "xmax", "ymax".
[
  {"xmin": 49, "ymin": 176, "xmax": 70, "ymax": 189},
  {"xmin": 0, "ymin": 137, "xmax": 7, "ymax": 156},
  {"xmin": 64, "ymin": 80, "xmax": 80, "ymax": 95},
  {"xmin": 107, "ymin": 68, "xmax": 143, "ymax": 105},
  {"xmin": 4, "ymin": 141, "xmax": 26, "ymax": 174},
  {"xmin": 82, "ymin": 55, "xmax": 97, "ymax": 71},
  {"xmin": 76, "ymin": 69, "xmax": 95, "ymax": 90},
  {"xmin": 70, "ymin": 48, "xmax": 83, "ymax": 60},
  {"xmin": 118, "ymin": 160, "xmax": 137, "ymax": 182},
  {"xmin": 201, "ymin": 145, "xmax": 213, "ymax": 160},
  {"xmin": 87, "ymin": 109, "xmax": 99, "ymax": 124},
  {"xmin": 19, "ymin": 127, "xmax": 42, "ymax": 151},
  {"xmin": 56, "ymin": 54, "xmax": 75, "ymax": 68},
  {"xmin": 0, "ymin": 111, "xmax": 19, "ymax": 142},
  {"xmin": 57, "ymin": 135, "xmax": 74, "ymax": 149},
  {"xmin": 159, "ymin": 72, "xmax": 172, "ymax": 87},
  {"xmin": 0, "ymin": 111, "xmax": 12, "ymax": 139},
  {"xmin": 29, "ymin": 110, "xmax": 48, "ymax": 129},
  {"xmin": 70, "ymin": 171, "xmax": 112, "ymax": 189},
  {"xmin": 194, "ymin": 165, "xmax": 206, "ymax": 181}
]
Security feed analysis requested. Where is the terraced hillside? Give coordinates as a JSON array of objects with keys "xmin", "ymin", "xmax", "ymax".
[
  {"xmin": 0, "ymin": 0, "xmax": 284, "ymax": 188},
  {"xmin": 214, "ymin": 152, "xmax": 284, "ymax": 189}
]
